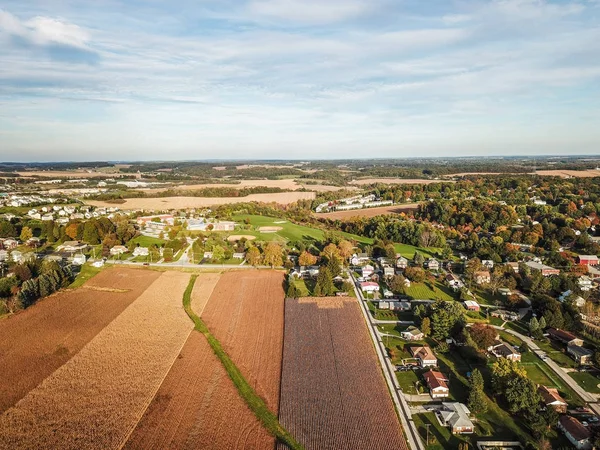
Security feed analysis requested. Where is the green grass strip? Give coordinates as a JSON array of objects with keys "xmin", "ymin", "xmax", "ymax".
[{"xmin": 182, "ymin": 275, "xmax": 304, "ymax": 450}]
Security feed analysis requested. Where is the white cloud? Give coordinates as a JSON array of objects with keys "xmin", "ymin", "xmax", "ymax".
[{"xmin": 247, "ymin": 0, "xmax": 372, "ymax": 24}]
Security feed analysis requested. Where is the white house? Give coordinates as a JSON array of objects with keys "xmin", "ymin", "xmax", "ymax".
[
  {"xmin": 558, "ymin": 416, "xmax": 591, "ymax": 450},
  {"xmin": 92, "ymin": 260, "xmax": 105, "ymax": 268},
  {"xmin": 578, "ymin": 276, "xmax": 593, "ymax": 292},
  {"xmin": 362, "ymin": 264, "xmax": 375, "ymax": 278},
  {"xmin": 133, "ymin": 247, "xmax": 149, "ymax": 257},
  {"xmin": 481, "ymin": 260, "xmax": 495, "ymax": 269},
  {"xmin": 396, "ymin": 256, "xmax": 408, "ymax": 269},
  {"xmin": 72, "ymin": 254, "xmax": 87, "ymax": 266},
  {"xmin": 11, "ymin": 251, "xmax": 23, "ymax": 263},
  {"xmin": 400, "ymin": 326, "xmax": 424, "ymax": 341},
  {"xmin": 423, "ymin": 370, "xmax": 449, "ymax": 398},
  {"xmin": 110, "ymin": 245, "xmax": 128, "ymax": 256},
  {"xmin": 437, "ymin": 403, "xmax": 474, "ymax": 434},
  {"xmin": 360, "ymin": 282, "xmax": 380, "ymax": 293}
]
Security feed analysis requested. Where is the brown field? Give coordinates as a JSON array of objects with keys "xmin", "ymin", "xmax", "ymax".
[
  {"xmin": 201, "ymin": 270, "xmax": 285, "ymax": 412},
  {"xmin": 123, "ymin": 332, "xmax": 273, "ymax": 450},
  {"xmin": 144, "ymin": 178, "xmax": 346, "ymax": 193},
  {"xmin": 227, "ymin": 234, "xmax": 257, "ymax": 242},
  {"xmin": 316, "ymin": 203, "xmax": 419, "ymax": 219},
  {"xmin": 190, "ymin": 272, "xmax": 221, "ymax": 317},
  {"xmin": 85, "ymin": 192, "xmax": 316, "ymax": 210},
  {"xmin": 0, "ymin": 271, "xmax": 193, "ymax": 450},
  {"xmin": 349, "ymin": 178, "xmax": 451, "ymax": 185},
  {"xmin": 533, "ymin": 169, "xmax": 600, "ymax": 178},
  {"xmin": 258, "ymin": 226, "xmax": 283, "ymax": 232},
  {"xmin": 278, "ymin": 297, "xmax": 408, "ymax": 450},
  {"xmin": 17, "ymin": 169, "xmax": 128, "ymax": 178},
  {"xmin": 0, "ymin": 267, "xmax": 160, "ymax": 414}
]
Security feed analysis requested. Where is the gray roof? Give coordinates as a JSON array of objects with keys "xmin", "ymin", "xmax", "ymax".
[{"xmin": 440, "ymin": 403, "xmax": 473, "ymax": 429}]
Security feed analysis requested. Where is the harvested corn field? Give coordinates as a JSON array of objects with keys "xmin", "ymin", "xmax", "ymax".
[
  {"xmin": 278, "ymin": 297, "xmax": 408, "ymax": 450},
  {"xmin": 201, "ymin": 270, "xmax": 285, "ymax": 412},
  {"xmin": 0, "ymin": 267, "xmax": 160, "ymax": 414},
  {"xmin": 190, "ymin": 272, "xmax": 222, "ymax": 316},
  {"xmin": 0, "ymin": 271, "xmax": 192, "ymax": 450},
  {"xmin": 123, "ymin": 332, "xmax": 274, "ymax": 450}
]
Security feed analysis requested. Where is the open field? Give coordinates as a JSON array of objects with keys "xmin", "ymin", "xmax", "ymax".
[
  {"xmin": 534, "ymin": 169, "xmax": 600, "ymax": 178},
  {"xmin": 144, "ymin": 179, "xmax": 349, "ymax": 192},
  {"xmin": 86, "ymin": 192, "xmax": 316, "ymax": 210},
  {"xmin": 190, "ymin": 272, "xmax": 221, "ymax": 316},
  {"xmin": 316, "ymin": 203, "xmax": 420, "ymax": 219},
  {"xmin": 0, "ymin": 270, "xmax": 192, "ymax": 449},
  {"xmin": 123, "ymin": 332, "xmax": 274, "ymax": 450},
  {"xmin": 16, "ymin": 169, "xmax": 130, "ymax": 178},
  {"xmin": 201, "ymin": 271, "xmax": 285, "ymax": 413},
  {"xmin": 227, "ymin": 234, "xmax": 256, "ymax": 242},
  {"xmin": 349, "ymin": 178, "xmax": 452, "ymax": 185},
  {"xmin": 278, "ymin": 297, "xmax": 408, "ymax": 450},
  {"xmin": 0, "ymin": 267, "xmax": 160, "ymax": 414}
]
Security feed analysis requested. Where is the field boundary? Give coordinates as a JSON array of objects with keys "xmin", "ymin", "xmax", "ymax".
[{"xmin": 182, "ymin": 275, "xmax": 304, "ymax": 450}]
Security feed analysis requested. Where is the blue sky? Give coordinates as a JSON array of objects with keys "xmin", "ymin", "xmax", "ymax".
[{"xmin": 1, "ymin": 0, "xmax": 599, "ymax": 161}]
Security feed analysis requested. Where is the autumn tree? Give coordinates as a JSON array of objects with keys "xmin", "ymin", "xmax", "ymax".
[
  {"xmin": 469, "ymin": 324, "xmax": 497, "ymax": 351},
  {"xmin": 212, "ymin": 245, "xmax": 225, "ymax": 261},
  {"xmin": 321, "ymin": 243, "xmax": 340, "ymax": 262},
  {"xmin": 389, "ymin": 274, "xmax": 407, "ymax": 294},
  {"xmin": 421, "ymin": 317, "xmax": 431, "ymax": 336},
  {"xmin": 337, "ymin": 240, "xmax": 354, "ymax": 263},
  {"xmin": 20, "ymin": 226, "xmax": 33, "ymax": 243},
  {"xmin": 246, "ymin": 246, "xmax": 262, "ymax": 266},
  {"xmin": 263, "ymin": 242, "xmax": 283, "ymax": 267},
  {"xmin": 298, "ymin": 251, "xmax": 317, "ymax": 267},
  {"xmin": 65, "ymin": 223, "xmax": 79, "ymax": 240}
]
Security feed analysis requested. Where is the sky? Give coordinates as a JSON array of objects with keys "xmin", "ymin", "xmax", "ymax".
[{"xmin": 0, "ymin": 0, "xmax": 600, "ymax": 162}]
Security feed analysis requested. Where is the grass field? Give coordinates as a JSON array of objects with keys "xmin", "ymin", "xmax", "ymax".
[
  {"xmin": 129, "ymin": 235, "xmax": 166, "ymax": 247},
  {"xmin": 394, "ymin": 243, "xmax": 439, "ymax": 259},
  {"xmin": 68, "ymin": 264, "xmax": 103, "ymax": 288},
  {"xmin": 569, "ymin": 372, "xmax": 600, "ymax": 394},
  {"xmin": 535, "ymin": 340, "xmax": 578, "ymax": 368},
  {"xmin": 396, "ymin": 371, "xmax": 419, "ymax": 394},
  {"xmin": 404, "ymin": 281, "xmax": 455, "ymax": 301},
  {"xmin": 413, "ymin": 412, "xmax": 471, "ymax": 450}
]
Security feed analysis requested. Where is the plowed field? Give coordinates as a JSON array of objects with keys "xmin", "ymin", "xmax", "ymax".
[
  {"xmin": 0, "ymin": 271, "xmax": 192, "ymax": 450},
  {"xmin": 0, "ymin": 267, "xmax": 160, "ymax": 414},
  {"xmin": 123, "ymin": 332, "xmax": 274, "ymax": 450},
  {"xmin": 190, "ymin": 272, "xmax": 221, "ymax": 316},
  {"xmin": 278, "ymin": 297, "xmax": 408, "ymax": 450},
  {"xmin": 201, "ymin": 270, "xmax": 285, "ymax": 412}
]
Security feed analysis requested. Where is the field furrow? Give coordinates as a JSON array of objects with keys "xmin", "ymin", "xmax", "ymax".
[{"xmin": 0, "ymin": 271, "xmax": 192, "ymax": 450}]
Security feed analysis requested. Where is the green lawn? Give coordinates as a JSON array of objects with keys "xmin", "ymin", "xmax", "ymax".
[
  {"xmin": 377, "ymin": 324, "xmax": 408, "ymax": 337},
  {"xmin": 404, "ymin": 281, "xmax": 455, "ymax": 301},
  {"xmin": 504, "ymin": 320, "xmax": 530, "ymax": 336},
  {"xmin": 413, "ymin": 413, "xmax": 471, "ymax": 450},
  {"xmin": 535, "ymin": 340, "xmax": 578, "ymax": 369},
  {"xmin": 394, "ymin": 243, "xmax": 440, "ymax": 259},
  {"xmin": 68, "ymin": 264, "xmax": 103, "ymax": 288},
  {"xmin": 292, "ymin": 278, "xmax": 311, "ymax": 296},
  {"xmin": 396, "ymin": 371, "xmax": 419, "ymax": 394},
  {"xmin": 129, "ymin": 235, "xmax": 166, "ymax": 247},
  {"xmin": 569, "ymin": 372, "xmax": 600, "ymax": 394}
]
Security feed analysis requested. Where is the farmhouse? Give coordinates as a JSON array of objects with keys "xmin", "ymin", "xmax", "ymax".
[
  {"xmin": 491, "ymin": 309, "xmax": 520, "ymax": 321},
  {"xmin": 488, "ymin": 342, "xmax": 521, "ymax": 361},
  {"xmin": 110, "ymin": 245, "xmax": 128, "ymax": 256},
  {"xmin": 437, "ymin": 403, "xmax": 474, "ymax": 434},
  {"xmin": 425, "ymin": 258, "xmax": 439, "ymax": 271},
  {"xmin": 463, "ymin": 300, "xmax": 480, "ymax": 312},
  {"xmin": 548, "ymin": 328, "xmax": 583, "ymax": 347},
  {"xmin": 57, "ymin": 241, "xmax": 88, "ymax": 253},
  {"xmin": 446, "ymin": 273, "xmax": 464, "ymax": 290},
  {"xmin": 132, "ymin": 247, "xmax": 149, "ymax": 257},
  {"xmin": 558, "ymin": 416, "xmax": 592, "ymax": 450},
  {"xmin": 525, "ymin": 261, "xmax": 560, "ymax": 276},
  {"xmin": 409, "ymin": 345, "xmax": 437, "ymax": 367},
  {"xmin": 362, "ymin": 264, "xmax": 375, "ymax": 278},
  {"xmin": 538, "ymin": 385, "xmax": 568, "ymax": 413},
  {"xmin": 567, "ymin": 345, "xmax": 593, "ymax": 365},
  {"xmin": 423, "ymin": 370, "xmax": 449, "ymax": 398},
  {"xmin": 474, "ymin": 271, "xmax": 491, "ymax": 285},
  {"xmin": 577, "ymin": 255, "xmax": 599, "ymax": 266},
  {"xmin": 396, "ymin": 256, "xmax": 408, "ymax": 269},
  {"xmin": 360, "ymin": 282, "xmax": 380, "ymax": 294},
  {"xmin": 400, "ymin": 326, "xmax": 424, "ymax": 341}
]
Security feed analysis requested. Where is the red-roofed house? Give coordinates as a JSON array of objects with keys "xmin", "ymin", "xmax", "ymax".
[
  {"xmin": 558, "ymin": 416, "xmax": 591, "ymax": 450},
  {"xmin": 410, "ymin": 346, "xmax": 437, "ymax": 367},
  {"xmin": 423, "ymin": 370, "xmax": 449, "ymax": 398},
  {"xmin": 577, "ymin": 255, "xmax": 599, "ymax": 266},
  {"xmin": 538, "ymin": 386, "xmax": 568, "ymax": 413}
]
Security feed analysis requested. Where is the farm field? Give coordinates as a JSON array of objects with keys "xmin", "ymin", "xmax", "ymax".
[
  {"xmin": 404, "ymin": 281, "xmax": 455, "ymax": 301},
  {"xmin": 190, "ymin": 272, "xmax": 221, "ymax": 316},
  {"xmin": 0, "ymin": 267, "xmax": 160, "ymax": 414},
  {"xmin": 85, "ymin": 192, "xmax": 316, "ymax": 210},
  {"xmin": 123, "ymin": 332, "xmax": 274, "ymax": 450},
  {"xmin": 534, "ymin": 169, "xmax": 600, "ymax": 178},
  {"xmin": 315, "ymin": 203, "xmax": 419, "ymax": 219},
  {"xmin": 278, "ymin": 296, "xmax": 408, "ymax": 450},
  {"xmin": 0, "ymin": 270, "xmax": 192, "ymax": 449},
  {"xmin": 145, "ymin": 178, "xmax": 348, "ymax": 192},
  {"xmin": 349, "ymin": 178, "xmax": 452, "ymax": 185},
  {"xmin": 201, "ymin": 270, "xmax": 285, "ymax": 412}
]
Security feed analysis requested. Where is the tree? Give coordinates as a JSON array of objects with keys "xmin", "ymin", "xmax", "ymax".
[
  {"xmin": 469, "ymin": 324, "xmax": 497, "ymax": 351},
  {"xmin": 389, "ymin": 274, "xmax": 407, "ymax": 294},
  {"xmin": 263, "ymin": 242, "xmax": 283, "ymax": 267},
  {"xmin": 298, "ymin": 251, "xmax": 317, "ymax": 267},
  {"xmin": 20, "ymin": 226, "xmax": 33, "ymax": 243},
  {"xmin": 287, "ymin": 283, "xmax": 300, "ymax": 299},
  {"xmin": 468, "ymin": 369, "xmax": 488, "ymax": 414},
  {"xmin": 421, "ymin": 317, "xmax": 431, "ymax": 336},
  {"xmin": 385, "ymin": 243, "xmax": 396, "ymax": 260},
  {"xmin": 404, "ymin": 267, "xmax": 426, "ymax": 283},
  {"xmin": 429, "ymin": 301, "xmax": 466, "ymax": 341},
  {"xmin": 538, "ymin": 316, "xmax": 546, "ymax": 330},
  {"xmin": 82, "ymin": 221, "xmax": 100, "ymax": 245},
  {"xmin": 13, "ymin": 264, "xmax": 32, "ymax": 282},
  {"xmin": 413, "ymin": 251, "xmax": 424, "ymax": 266},
  {"xmin": 505, "ymin": 375, "xmax": 540, "ymax": 414},
  {"xmin": 337, "ymin": 240, "xmax": 354, "ymax": 263},
  {"xmin": 246, "ymin": 246, "xmax": 262, "ymax": 266},
  {"xmin": 65, "ymin": 223, "xmax": 79, "ymax": 240},
  {"xmin": 491, "ymin": 358, "xmax": 527, "ymax": 394},
  {"xmin": 212, "ymin": 245, "xmax": 225, "ymax": 261},
  {"xmin": 529, "ymin": 317, "xmax": 539, "ymax": 333},
  {"xmin": 327, "ymin": 256, "xmax": 342, "ymax": 278},
  {"xmin": 321, "ymin": 243, "xmax": 340, "ymax": 262},
  {"xmin": 314, "ymin": 267, "xmax": 335, "ymax": 297}
]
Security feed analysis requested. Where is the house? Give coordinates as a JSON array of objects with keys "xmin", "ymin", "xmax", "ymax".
[
  {"xmin": 137, "ymin": 214, "xmax": 174, "ymax": 225},
  {"xmin": 383, "ymin": 289, "xmax": 394, "ymax": 299},
  {"xmin": 426, "ymin": 258, "xmax": 439, "ymax": 271},
  {"xmin": 379, "ymin": 301, "xmax": 411, "ymax": 311},
  {"xmin": 423, "ymin": 369, "xmax": 449, "ymax": 398},
  {"xmin": 446, "ymin": 273, "xmax": 464, "ymax": 291},
  {"xmin": 538, "ymin": 385, "xmax": 568, "ymax": 413},
  {"xmin": 2, "ymin": 238, "xmax": 18, "ymax": 250},
  {"xmin": 578, "ymin": 276, "xmax": 593, "ymax": 292},
  {"xmin": 57, "ymin": 241, "xmax": 87, "ymax": 253},
  {"xmin": 396, "ymin": 256, "xmax": 408, "ymax": 269},
  {"xmin": 383, "ymin": 266, "xmax": 395, "ymax": 278},
  {"xmin": 350, "ymin": 253, "xmax": 369, "ymax": 265},
  {"xmin": 548, "ymin": 328, "xmax": 583, "ymax": 346},
  {"xmin": 482, "ymin": 260, "xmax": 494, "ymax": 269},
  {"xmin": 567, "ymin": 345, "xmax": 593, "ymax": 365},
  {"xmin": 72, "ymin": 253, "xmax": 87, "ymax": 266},
  {"xmin": 507, "ymin": 262, "xmax": 520, "ymax": 273},
  {"xmin": 0, "ymin": 250, "xmax": 8, "ymax": 261},
  {"xmin": 360, "ymin": 282, "xmax": 380, "ymax": 293},
  {"xmin": 132, "ymin": 247, "xmax": 149, "ymax": 257},
  {"xmin": 498, "ymin": 288, "xmax": 512, "ymax": 296},
  {"xmin": 437, "ymin": 403, "xmax": 474, "ymax": 434},
  {"xmin": 491, "ymin": 309, "xmax": 520, "ymax": 321},
  {"xmin": 11, "ymin": 250, "xmax": 23, "ymax": 263},
  {"xmin": 203, "ymin": 251, "xmax": 213, "ymax": 259},
  {"xmin": 558, "ymin": 415, "xmax": 592, "ymax": 450},
  {"xmin": 577, "ymin": 255, "xmax": 599, "ymax": 266},
  {"xmin": 409, "ymin": 345, "xmax": 437, "ymax": 367},
  {"xmin": 362, "ymin": 264, "xmax": 375, "ymax": 278},
  {"xmin": 474, "ymin": 271, "xmax": 491, "ymax": 285},
  {"xmin": 400, "ymin": 326, "xmax": 424, "ymax": 341},
  {"xmin": 92, "ymin": 260, "xmax": 105, "ymax": 268},
  {"xmin": 110, "ymin": 245, "xmax": 128, "ymax": 256},
  {"xmin": 232, "ymin": 252, "xmax": 246, "ymax": 260},
  {"xmin": 463, "ymin": 300, "xmax": 480, "ymax": 312},
  {"xmin": 525, "ymin": 261, "xmax": 560, "ymax": 276},
  {"xmin": 559, "ymin": 291, "xmax": 586, "ymax": 308},
  {"xmin": 489, "ymin": 342, "xmax": 521, "ymax": 361}
]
